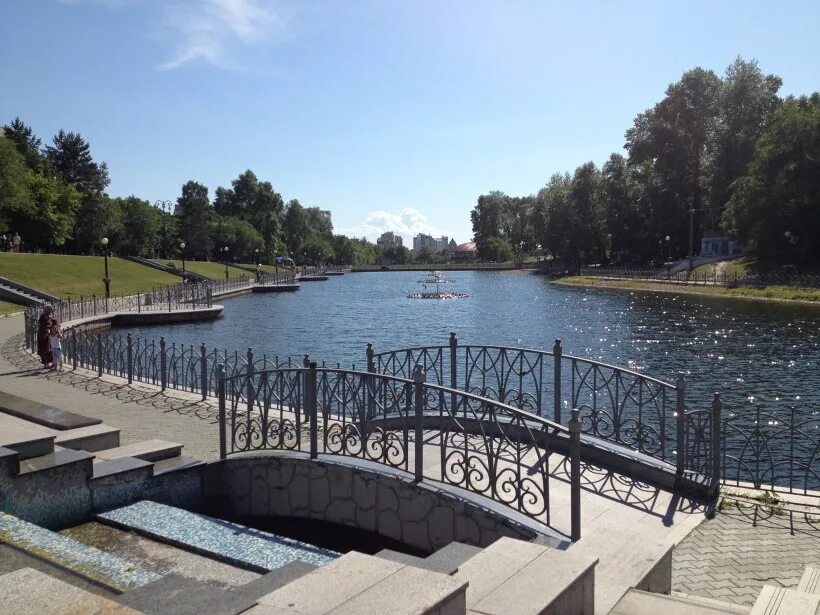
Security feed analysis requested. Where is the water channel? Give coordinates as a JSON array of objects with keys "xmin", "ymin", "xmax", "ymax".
[{"xmin": 130, "ymin": 271, "xmax": 820, "ymax": 413}]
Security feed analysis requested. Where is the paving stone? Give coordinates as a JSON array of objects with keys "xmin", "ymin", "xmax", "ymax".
[{"xmin": 673, "ymin": 508, "xmax": 820, "ymax": 607}]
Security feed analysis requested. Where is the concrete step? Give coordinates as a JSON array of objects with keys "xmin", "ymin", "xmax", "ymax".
[
  {"xmin": 0, "ymin": 412, "xmax": 55, "ymax": 460},
  {"xmin": 118, "ymin": 561, "xmax": 316, "ymax": 615},
  {"xmin": 17, "ymin": 446, "xmax": 94, "ymax": 476},
  {"xmin": 94, "ymin": 439, "xmax": 184, "ymax": 462},
  {"xmin": 0, "ymin": 390, "xmax": 101, "ymax": 430},
  {"xmin": 750, "ymin": 585, "xmax": 820, "ymax": 614},
  {"xmin": 97, "ymin": 500, "xmax": 338, "ymax": 573},
  {"xmin": 54, "ymin": 423, "xmax": 120, "ymax": 452},
  {"xmin": 150, "ymin": 454, "xmax": 204, "ymax": 476},
  {"xmin": 376, "ymin": 541, "xmax": 484, "ymax": 575},
  {"xmin": 0, "ymin": 568, "xmax": 140, "ymax": 615},
  {"xmin": 251, "ymin": 551, "xmax": 467, "ymax": 615},
  {"xmin": 0, "ymin": 512, "xmax": 160, "ymax": 592},
  {"xmin": 610, "ymin": 589, "xmax": 751, "ymax": 614},
  {"xmin": 92, "ymin": 456, "xmax": 153, "ymax": 481},
  {"xmin": 797, "ymin": 564, "xmax": 820, "ymax": 594},
  {"xmin": 453, "ymin": 536, "xmax": 598, "ymax": 615}
]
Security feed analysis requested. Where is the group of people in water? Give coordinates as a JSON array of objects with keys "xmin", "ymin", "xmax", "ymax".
[{"xmin": 36, "ymin": 305, "xmax": 63, "ymax": 370}]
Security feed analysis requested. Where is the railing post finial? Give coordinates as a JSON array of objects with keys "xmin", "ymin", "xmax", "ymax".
[
  {"xmin": 366, "ymin": 343, "xmax": 374, "ymax": 373},
  {"xmin": 303, "ymin": 354, "xmax": 310, "ymax": 368},
  {"xmin": 449, "ymin": 331, "xmax": 457, "ymax": 348},
  {"xmin": 569, "ymin": 407, "xmax": 581, "ymax": 542}
]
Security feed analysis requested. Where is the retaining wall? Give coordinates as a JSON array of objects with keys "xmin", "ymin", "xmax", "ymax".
[{"xmin": 202, "ymin": 451, "xmax": 565, "ymax": 554}]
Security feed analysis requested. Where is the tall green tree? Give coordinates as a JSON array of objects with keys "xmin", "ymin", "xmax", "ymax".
[
  {"xmin": 0, "ymin": 136, "xmax": 33, "ymax": 234},
  {"xmin": 177, "ymin": 181, "xmax": 213, "ymax": 260},
  {"xmin": 114, "ymin": 197, "xmax": 161, "ymax": 257},
  {"xmin": 721, "ymin": 94, "xmax": 820, "ymax": 263},
  {"xmin": 3, "ymin": 118, "xmax": 45, "ymax": 171},
  {"xmin": 626, "ymin": 67, "xmax": 722, "ymax": 247},
  {"xmin": 45, "ymin": 130, "xmax": 109, "ymax": 196},
  {"xmin": 283, "ymin": 199, "xmax": 308, "ymax": 256},
  {"xmin": 23, "ymin": 171, "xmax": 82, "ymax": 249},
  {"xmin": 709, "ymin": 58, "xmax": 782, "ymax": 216},
  {"xmin": 214, "ymin": 170, "xmax": 283, "ymax": 258}
]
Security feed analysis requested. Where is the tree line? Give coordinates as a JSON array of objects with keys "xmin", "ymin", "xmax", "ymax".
[
  {"xmin": 470, "ymin": 58, "xmax": 819, "ymax": 268},
  {"xmin": 0, "ymin": 121, "xmax": 379, "ymax": 265}
]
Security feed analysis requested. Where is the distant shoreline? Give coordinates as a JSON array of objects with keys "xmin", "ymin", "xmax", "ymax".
[
  {"xmin": 551, "ymin": 276, "xmax": 820, "ymax": 306},
  {"xmin": 350, "ymin": 264, "xmax": 519, "ymax": 272}
]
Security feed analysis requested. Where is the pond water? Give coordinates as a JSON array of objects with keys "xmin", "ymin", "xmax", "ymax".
[{"xmin": 130, "ymin": 271, "xmax": 820, "ymax": 412}]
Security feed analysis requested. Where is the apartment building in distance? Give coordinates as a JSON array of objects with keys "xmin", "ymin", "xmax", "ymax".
[
  {"xmin": 413, "ymin": 233, "xmax": 452, "ymax": 254},
  {"xmin": 376, "ymin": 231, "xmax": 403, "ymax": 247}
]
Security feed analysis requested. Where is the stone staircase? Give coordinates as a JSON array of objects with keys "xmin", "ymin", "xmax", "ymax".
[
  {"xmin": 121, "ymin": 255, "xmax": 211, "ymax": 282},
  {"xmin": 611, "ymin": 563, "xmax": 820, "ymax": 614},
  {"xmin": 0, "ymin": 274, "xmax": 59, "ymax": 307}
]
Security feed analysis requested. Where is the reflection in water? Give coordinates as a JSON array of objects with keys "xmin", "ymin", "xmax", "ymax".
[{"xmin": 130, "ymin": 271, "xmax": 820, "ymax": 412}]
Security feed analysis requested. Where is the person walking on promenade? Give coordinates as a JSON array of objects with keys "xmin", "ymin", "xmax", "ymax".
[
  {"xmin": 37, "ymin": 305, "xmax": 54, "ymax": 368},
  {"xmin": 11, "ymin": 232, "xmax": 21, "ymax": 253},
  {"xmin": 49, "ymin": 319, "xmax": 63, "ymax": 371}
]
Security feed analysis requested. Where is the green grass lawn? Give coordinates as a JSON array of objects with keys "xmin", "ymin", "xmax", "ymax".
[
  {"xmin": 556, "ymin": 276, "xmax": 820, "ymax": 303},
  {"xmin": 0, "ymin": 253, "xmax": 181, "ymax": 298},
  {"xmin": 0, "ymin": 300, "xmax": 24, "ymax": 315},
  {"xmin": 154, "ymin": 259, "xmax": 249, "ymax": 280},
  {"xmin": 693, "ymin": 257, "xmax": 755, "ymax": 277}
]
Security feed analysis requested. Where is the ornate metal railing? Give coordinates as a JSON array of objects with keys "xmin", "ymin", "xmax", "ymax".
[
  {"xmin": 370, "ymin": 334, "xmax": 687, "ymax": 470},
  {"xmin": 23, "ymin": 282, "xmax": 213, "ymax": 350},
  {"xmin": 217, "ymin": 363, "xmax": 584, "ymax": 540},
  {"xmin": 259, "ymin": 271, "xmax": 298, "ymax": 285},
  {"xmin": 206, "ymin": 276, "xmax": 254, "ymax": 295}
]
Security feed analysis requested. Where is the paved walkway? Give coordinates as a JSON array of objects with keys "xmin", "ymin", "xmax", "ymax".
[
  {"xmin": 0, "ymin": 314, "xmax": 220, "ymax": 461},
  {"xmin": 673, "ymin": 500, "xmax": 820, "ymax": 606}
]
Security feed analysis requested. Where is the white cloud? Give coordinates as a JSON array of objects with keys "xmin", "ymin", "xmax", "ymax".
[
  {"xmin": 57, "ymin": 0, "xmax": 282, "ymax": 71},
  {"xmin": 159, "ymin": 0, "xmax": 283, "ymax": 70},
  {"xmin": 337, "ymin": 208, "xmax": 452, "ymax": 244}
]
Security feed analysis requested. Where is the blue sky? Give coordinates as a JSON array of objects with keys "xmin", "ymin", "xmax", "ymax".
[{"xmin": 2, "ymin": 1, "xmax": 818, "ymax": 245}]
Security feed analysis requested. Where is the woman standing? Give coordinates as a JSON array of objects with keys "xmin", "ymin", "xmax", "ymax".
[{"xmin": 37, "ymin": 305, "xmax": 53, "ymax": 368}]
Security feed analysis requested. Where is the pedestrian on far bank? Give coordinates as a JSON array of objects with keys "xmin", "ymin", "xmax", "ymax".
[
  {"xmin": 49, "ymin": 319, "xmax": 63, "ymax": 371},
  {"xmin": 12, "ymin": 233, "xmax": 21, "ymax": 253}
]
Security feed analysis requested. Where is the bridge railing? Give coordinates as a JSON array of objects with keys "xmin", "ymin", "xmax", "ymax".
[
  {"xmin": 217, "ymin": 363, "xmax": 584, "ymax": 540},
  {"xmin": 370, "ymin": 334, "xmax": 687, "ymax": 470}
]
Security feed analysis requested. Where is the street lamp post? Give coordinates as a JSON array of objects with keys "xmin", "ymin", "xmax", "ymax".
[
  {"xmin": 180, "ymin": 242, "xmax": 186, "ymax": 273},
  {"xmin": 665, "ymin": 235, "xmax": 671, "ymax": 278},
  {"xmin": 101, "ymin": 237, "xmax": 110, "ymax": 298},
  {"xmin": 223, "ymin": 246, "xmax": 229, "ymax": 280}
]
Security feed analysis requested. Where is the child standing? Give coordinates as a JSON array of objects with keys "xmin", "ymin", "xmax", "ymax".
[{"xmin": 49, "ymin": 320, "xmax": 63, "ymax": 370}]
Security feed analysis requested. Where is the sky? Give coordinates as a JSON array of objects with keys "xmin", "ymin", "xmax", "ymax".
[{"xmin": 2, "ymin": 1, "xmax": 819, "ymax": 246}]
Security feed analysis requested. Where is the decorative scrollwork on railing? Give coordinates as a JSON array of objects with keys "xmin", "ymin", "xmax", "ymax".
[
  {"xmin": 721, "ymin": 403, "xmax": 820, "ymax": 496},
  {"xmin": 569, "ymin": 357, "xmax": 672, "ymax": 460},
  {"xmin": 462, "ymin": 346, "xmax": 544, "ymax": 414},
  {"xmin": 219, "ymin": 365, "xmax": 577, "ymax": 532}
]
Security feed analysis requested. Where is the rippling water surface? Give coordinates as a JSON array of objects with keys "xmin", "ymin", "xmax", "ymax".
[{"xmin": 132, "ymin": 271, "xmax": 820, "ymax": 411}]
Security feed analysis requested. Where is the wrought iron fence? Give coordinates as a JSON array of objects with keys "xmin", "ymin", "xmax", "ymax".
[
  {"xmin": 579, "ymin": 266, "xmax": 820, "ymax": 289},
  {"xmin": 206, "ymin": 276, "xmax": 254, "ymax": 295},
  {"xmin": 370, "ymin": 334, "xmax": 687, "ymax": 470},
  {"xmin": 258, "ymin": 271, "xmax": 298, "ymax": 285},
  {"xmin": 218, "ymin": 363, "xmax": 583, "ymax": 539},
  {"xmin": 24, "ymin": 282, "xmax": 213, "ymax": 350}
]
